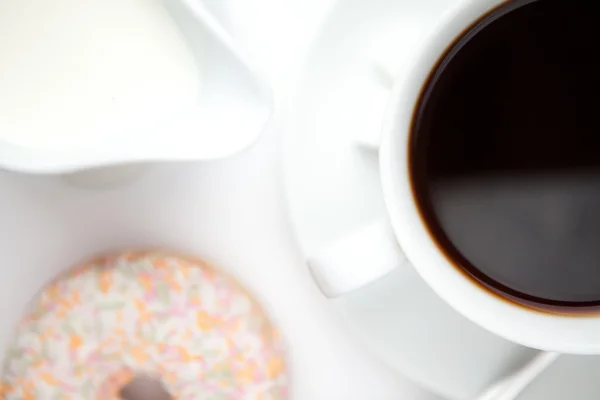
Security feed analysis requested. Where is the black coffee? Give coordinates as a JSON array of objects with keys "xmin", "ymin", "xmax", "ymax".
[{"xmin": 410, "ymin": 0, "xmax": 600, "ymax": 312}]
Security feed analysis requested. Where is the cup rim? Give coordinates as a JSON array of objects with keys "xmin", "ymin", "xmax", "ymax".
[{"xmin": 379, "ymin": 0, "xmax": 600, "ymax": 354}]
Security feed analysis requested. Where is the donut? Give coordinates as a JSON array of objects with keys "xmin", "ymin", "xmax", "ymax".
[{"xmin": 1, "ymin": 251, "xmax": 288, "ymax": 399}]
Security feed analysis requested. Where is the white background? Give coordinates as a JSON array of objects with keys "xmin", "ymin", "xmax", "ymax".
[{"xmin": 6, "ymin": 0, "xmax": 600, "ymax": 398}]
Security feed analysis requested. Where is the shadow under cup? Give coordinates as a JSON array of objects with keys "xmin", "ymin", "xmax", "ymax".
[{"xmin": 407, "ymin": 0, "xmax": 600, "ymax": 314}]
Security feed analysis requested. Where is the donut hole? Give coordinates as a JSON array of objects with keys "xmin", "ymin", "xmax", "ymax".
[{"xmin": 119, "ymin": 375, "xmax": 173, "ymax": 400}]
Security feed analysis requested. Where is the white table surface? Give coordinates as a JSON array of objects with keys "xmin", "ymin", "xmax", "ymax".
[
  {"xmin": 0, "ymin": 0, "xmax": 442, "ymax": 398},
  {"xmin": 4, "ymin": 2, "xmax": 599, "ymax": 399}
]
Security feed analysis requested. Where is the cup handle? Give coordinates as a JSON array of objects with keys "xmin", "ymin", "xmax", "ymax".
[
  {"xmin": 353, "ymin": 57, "xmax": 400, "ymax": 150},
  {"xmin": 309, "ymin": 57, "xmax": 409, "ymax": 298},
  {"xmin": 307, "ymin": 220, "xmax": 410, "ymax": 298}
]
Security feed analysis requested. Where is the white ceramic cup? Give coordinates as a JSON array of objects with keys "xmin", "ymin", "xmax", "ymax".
[{"xmin": 308, "ymin": 0, "xmax": 600, "ymax": 355}]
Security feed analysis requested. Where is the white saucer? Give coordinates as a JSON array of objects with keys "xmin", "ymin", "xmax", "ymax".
[{"xmin": 281, "ymin": 0, "xmax": 545, "ymax": 398}]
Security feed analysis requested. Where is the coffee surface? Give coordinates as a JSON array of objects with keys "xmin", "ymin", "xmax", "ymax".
[{"xmin": 410, "ymin": 0, "xmax": 600, "ymax": 310}]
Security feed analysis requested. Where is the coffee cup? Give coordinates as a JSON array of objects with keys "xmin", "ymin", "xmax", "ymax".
[{"xmin": 308, "ymin": 0, "xmax": 600, "ymax": 354}]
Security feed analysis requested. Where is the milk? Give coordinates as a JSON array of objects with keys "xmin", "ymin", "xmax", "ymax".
[{"xmin": 0, "ymin": 0, "xmax": 200, "ymax": 149}]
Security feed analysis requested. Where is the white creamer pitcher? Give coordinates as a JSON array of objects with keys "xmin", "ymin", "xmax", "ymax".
[{"xmin": 0, "ymin": 0, "xmax": 272, "ymax": 175}]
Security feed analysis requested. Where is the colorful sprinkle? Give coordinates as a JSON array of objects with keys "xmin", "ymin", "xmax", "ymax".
[{"xmin": 1, "ymin": 251, "xmax": 288, "ymax": 399}]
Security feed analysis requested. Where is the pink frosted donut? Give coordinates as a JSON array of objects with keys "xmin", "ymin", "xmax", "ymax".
[{"xmin": 1, "ymin": 251, "xmax": 288, "ymax": 399}]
